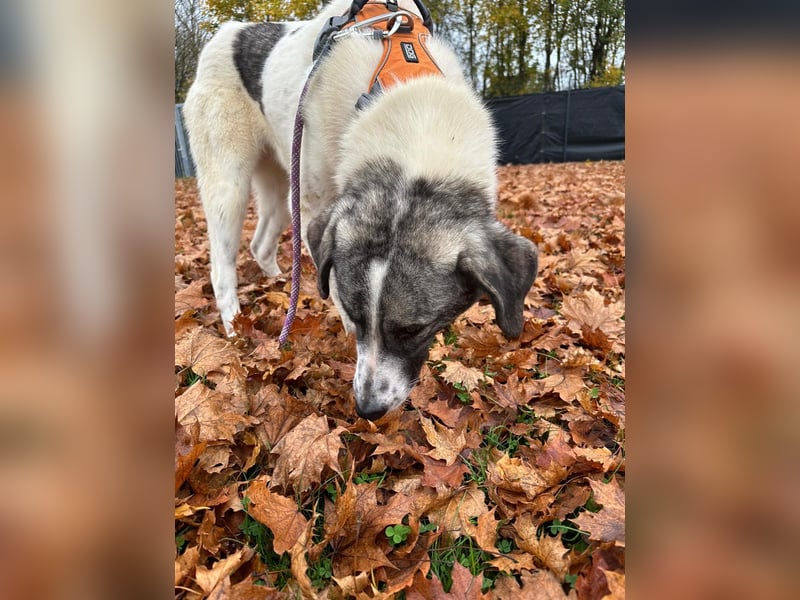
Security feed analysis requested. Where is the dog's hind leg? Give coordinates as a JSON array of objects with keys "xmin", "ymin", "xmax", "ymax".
[
  {"xmin": 250, "ymin": 156, "xmax": 290, "ymax": 276},
  {"xmin": 199, "ymin": 164, "xmax": 253, "ymax": 335}
]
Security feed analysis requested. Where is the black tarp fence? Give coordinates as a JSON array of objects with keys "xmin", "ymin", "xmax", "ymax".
[
  {"xmin": 175, "ymin": 86, "xmax": 624, "ymax": 177},
  {"xmin": 486, "ymin": 85, "xmax": 624, "ymax": 164}
]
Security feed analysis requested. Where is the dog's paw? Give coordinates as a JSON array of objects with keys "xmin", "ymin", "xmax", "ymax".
[{"xmin": 254, "ymin": 255, "xmax": 282, "ymax": 278}]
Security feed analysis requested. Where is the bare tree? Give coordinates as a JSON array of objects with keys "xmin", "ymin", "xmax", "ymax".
[{"xmin": 175, "ymin": 0, "xmax": 209, "ymax": 103}]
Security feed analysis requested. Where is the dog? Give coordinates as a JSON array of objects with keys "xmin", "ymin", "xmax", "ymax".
[{"xmin": 183, "ymin": 0, "xmax": 538, "ymax": 420}]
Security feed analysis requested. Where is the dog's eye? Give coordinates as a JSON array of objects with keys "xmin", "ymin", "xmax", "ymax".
[{"xmin": 389, "ymin": 323, "xmax": 427, "ymax": 340}]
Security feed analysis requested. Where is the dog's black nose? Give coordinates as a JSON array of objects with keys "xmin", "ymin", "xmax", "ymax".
[{"xmin": 356, "ymin": 404, "xmax": 386, "ymax": 421}]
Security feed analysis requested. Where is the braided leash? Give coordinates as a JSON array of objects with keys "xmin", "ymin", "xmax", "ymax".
[{"xmin": 278, "ymin": 77, "xmax": 311, "ymax": 347}]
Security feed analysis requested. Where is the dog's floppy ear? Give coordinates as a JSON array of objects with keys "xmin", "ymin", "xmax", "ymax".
[
  {"xmin": 458, "ymin": 224, "xmax": 538, "ymax": 338},
  {"xmin": 306, "ymin": 206, "xmax": 336, "ymax": 299}
]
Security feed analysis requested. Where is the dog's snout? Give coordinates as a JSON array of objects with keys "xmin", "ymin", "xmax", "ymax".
[
  {"xmin": 355, "ymin": 404, "xmax": 387, "ymax": 421},
  {"xmin": 353, "ymin": 345, "xmax": 413, "ymax": 420}
]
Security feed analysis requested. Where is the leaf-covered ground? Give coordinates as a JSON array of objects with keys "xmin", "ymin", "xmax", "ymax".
[{"xmin": 175, "ymin": 161, "xmax": 625, "ymax": 599}]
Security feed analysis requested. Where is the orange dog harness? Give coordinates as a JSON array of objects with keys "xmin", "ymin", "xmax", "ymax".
[
  {"xmin": 344, "ymin": 1, "xmax": 442, "ymax": 94},
  {"xmin": 313, "ymin": 0, "xmax": 443, "ymax": 102}
]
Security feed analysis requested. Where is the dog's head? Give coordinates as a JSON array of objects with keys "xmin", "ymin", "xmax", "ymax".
[{"xmin": 307, "ymin": 161, "xmax": 537, "ymax": 420}]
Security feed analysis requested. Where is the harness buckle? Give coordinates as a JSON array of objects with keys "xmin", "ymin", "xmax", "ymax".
[{"xmin": 312, "ymin": 14, "xmax": 351, "ymax": 61}]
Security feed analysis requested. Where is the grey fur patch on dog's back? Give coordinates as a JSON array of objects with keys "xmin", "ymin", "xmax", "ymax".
[{"xmin": 233, "ymin": 22, "xmax": 286, "ymax": 106}]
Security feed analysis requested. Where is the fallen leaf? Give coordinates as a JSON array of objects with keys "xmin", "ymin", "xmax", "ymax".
[
  {"xmin": 331, "ymin": 484, "xmax": 416, "ymax": 574},
  {"xmin": 195, "ymin": 546, "xmax": 255, "ymax": 594},
  {"xmin": 227, "ymin": 578, "xmax": 286, "ymax": 599},
  {"xmin": 245, "ymin": 480, "xmax": 309, "ymax": 555},
  {"xmin": 407, "ymin": 569, "xmax": 447, "ymax": 600},
  {"xmin": 561, "ymin": 288, "xmax": 624, "ymax": 340},
  {"xmin": 420, "ymin": 416, "xmax": 467, "ymax": 466},
  {"xmin": 601, "ymin": 569, "xmax": 625, "ymax": 599},
  {"xmin": 175, "ymin": 437, "xmax": 207, "ymax": 493},
  {"xmin": 475, "ymin": 507, "xmax": 499, "ymax": 554},
  {"xmin": 333, "ymin": 571, "xmax": 372, "ymax": 597},
  {"xmin": 175, "ymin": 279, "xmax": 210, "ymax": 316},
  {"xmin": 487, "ymin": 453, "xmax": 555, "ymax": 501},
  {"xmin": 197, "ymin": 509, "xmax": 224, "ymax": 555},
  {"xmin": 448, "ymin": 561, "xmax": 486, "ymax": 599},
  {"xmin": 441, "ymin": 361, "xmax": 488, "ymax": 391},
  {"xmin": 175, "ymin": 327, "xmax": 239, "ymax": 377},
  {"xmin": 271, "ymin": 414, "xmax": 345, "ymax": 493},
  {"xmin": 420, "ymin": 454, "xmax": 470, "ymax": 492},
  {"xmin": 289, "ymin": 526, "xmax": 316, "ymax": 599},
  {"xmin": 428, "ymin": 482, "xmax": 487, "ymax": 541},
  {"xmin": 489, "ymin": 551, "xmax": 536, "ymax": 573},
  {"xmin": 175, "ymin": 382, "xmax": 254, "ymax": 443},
  {"xmin": 519, "ymin": 568, "xmax": 574, "ymax": 598},
  {"xmin": 174, "ymin": 545, "xmax": 200, "ymax": 587},
  {"xmin": 538, "ymin": 370, "xmax": 586, "ymax": 402},
  {"xmin": 573, "ymin": 478, "xmax": 625, "ymax": 546}
]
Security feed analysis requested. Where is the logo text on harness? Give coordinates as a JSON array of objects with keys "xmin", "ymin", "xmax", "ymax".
[{"xmin": 401, "ymin": 42, "xmax": 419, "ymax": 63}]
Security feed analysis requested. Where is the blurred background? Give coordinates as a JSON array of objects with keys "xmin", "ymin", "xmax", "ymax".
[
  {"xmin": 0, "ymin": 1, "xmax": 174, "ymax": 598},
  {"xmin": 0, "ymin": 0, "xmax": 798, "ymax": 598}
]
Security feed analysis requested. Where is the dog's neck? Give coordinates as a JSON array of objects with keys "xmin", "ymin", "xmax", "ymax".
[{"xmin": 335, "ymin": 76, "xmax": 498, "ymax": 202}]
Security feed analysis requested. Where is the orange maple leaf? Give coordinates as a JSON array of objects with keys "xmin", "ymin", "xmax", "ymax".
[
  {"xmin": 175, "ymin": 382, "xmax": 254, "ymax": 444},
  {"xmin": 244, "ymin": 480, "xmax": 309, "ymax": 555},
  {"xmin": 560, "ymin": 288, "xmax": 624, "ymax": 340},
  {"xmin": 427, "ymin": 482, "xmax": 487, "ymax": 542},
  {"xmin": 573, "ymin": 477, "xmax": 625, "ymax": 546},
  {"xmin": 419, "ymin": 416, "xmax": 467, "ymax": 466},
  {"xmin": 271, "ymin": 414, "xmax": 345, "ymax": 493},
  {"xmin": 194, "ymin": 546, "xmax": 254, "ymax": 594},
  {"xmin": 440, "ymin": 361, "xmax": 490, "ymax": 391},
  {"xmin": 175, "ymin": 327, "xmax": 240, "ymax": 377}
]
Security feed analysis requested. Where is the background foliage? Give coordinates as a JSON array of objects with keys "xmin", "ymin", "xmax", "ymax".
[{"xmin": 175, "ymin": 0, "xmax": 625, "ymax": 102}]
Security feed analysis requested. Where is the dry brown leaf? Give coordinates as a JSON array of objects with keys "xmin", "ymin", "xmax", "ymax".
[
  {"xmin": 420, "ymin": 454, "xmax": 470, "ymax": 492},
  {"xmin": 406, "ymin": 570, "xmax": 447, "ymax": 599},
  {"xmin": 331, "ymin": 485, "xmax": 416, "ymax": 574},
  {"xmin": 175, "ymin": 382, "xmax": 254, "ymax": 443},
  {"xmin": 197, "ymin": 508, "xmax": 224, "ymax": 555},
  {"xmin": 489, "ymin": 551, "xmax": 536, "ymax": 573},
  {"xmin": 428, "ymin": 482, "xmax": 487, "ymax": 541},
  {"xmin": 271, "ymin": 414, "xmax": 345, "ymax": 492},
  {"xmin": 175, "ymin": 279, "xmax": 210, "ymax": 316},
  {"xmin": 441, "ymin": 361, "xmax": 488, "ymax": 391},
  {"xmin": 175, "ymin": 438, "xmax": 207, "ymax": 493},
  {"xmin": 195, "ymin": 546, "xmax": 255, "ymax": 594},
  {"xmin": 515, "ymin": 513, "xmax": 571, "ymax": 579},
  {"xmin": 420, "ymin": 416, "xmax": 467, "ymax": 466},
  {"xmin": 487, "ymin": 453, "xmax": 553, "ymax": 500},
  {"xmin": 538, "ymin": 370, "xmax": 586, "ymax": 401},
  {"xmin": 333, "ymin": 572, "xmax": 372, "ymax": 597},
  {"xmin": 519, "ymin": 568, "xmax": 575, "ymax": 598},
  {"xmin": 174, "ymin": 545, "xmax": 200, "ymax": 587},
  {"xmin": 228, "ymin": 578, "xmax": 286, "ymax": 599},
  {"xmin": 475, "ymin": 507, "xmax": 499, "ymax": 554},
  {"xmin": 601, "ymin": 569, "xmax": 625, "ymax": 599},
  {"xmin": 175, "ymin": 327, "xmax": 239, "ymax": 376},
  {"xmin": 574, "ymin": 478, "xmax": 625, "ymax": 546},
  {"xmin": 560, "ymin": 288, "xmax": 624, "ymax": 340},
  {"xmin": 448, "ymin": 561, "xmax": 487, "ymax": 599},
  {"xmin": 289, "ymin": 526, "xmax": 316, "ymax": 599},
  {"xmin": 245, "ymin": 479, "xmax": 309, "ymax": 555}
]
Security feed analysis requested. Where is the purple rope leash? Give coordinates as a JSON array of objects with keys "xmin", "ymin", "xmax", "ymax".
[{"xmin": 278, "ymin": 78, "xmax": 312, "ymax": 346}]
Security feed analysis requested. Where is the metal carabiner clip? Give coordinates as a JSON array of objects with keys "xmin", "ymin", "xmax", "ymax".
[{"xmin": 333, "ymin": 9, "xmax": 415, "ymax": 41}]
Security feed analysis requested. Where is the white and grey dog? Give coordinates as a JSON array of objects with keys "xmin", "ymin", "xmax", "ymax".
[{"xmin": 183, "ymin": 0, "xmax": 538, "ymax": 419}]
